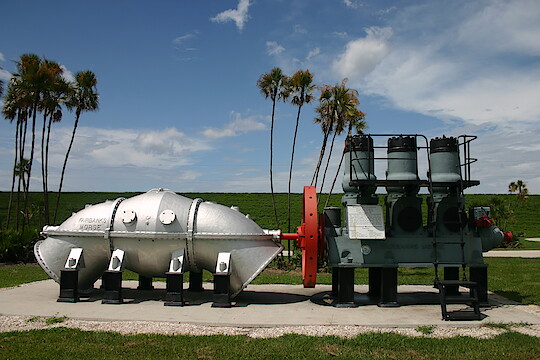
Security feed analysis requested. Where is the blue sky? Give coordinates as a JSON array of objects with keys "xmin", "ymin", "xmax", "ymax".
[{"xmin": 1, "ymin": 0, "xmax": 539, "ymax": 194}]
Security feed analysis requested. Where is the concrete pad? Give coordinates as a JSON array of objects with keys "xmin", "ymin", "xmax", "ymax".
[
  {"xmin": 484, "ymin": 250, "xmax": 540, "ymax": 258},
  {"xmin": 1, "ymin": 280, "xmax": 539, "ymax": 328}
]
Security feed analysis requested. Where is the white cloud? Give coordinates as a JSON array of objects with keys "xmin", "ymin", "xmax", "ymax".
[
  {"xmin": 333, "ymin": 31, "xmax": 348, "ymax": 38},
  {"xmin": 48, "ymin": 126, "xmax": 211, "ymax": 170},
  {"xmin": 173, "ymin": 33, "xmax": 196, "ymax": 45},
  {"xmin": 202, "ymin": 111, "xmax": 267, "ymax": 139},
  {"xmin": 331, "ymin": 1, "xmax": 540, "ymax": 126},
  {"xmin": 60, "ymin": 64, "xmax": 75, "ymax": 83},
  {"xmin": 210, "ymin": 0, "xmax": 251, "ymax": 32},
  {"xmin": 0, "ymin": 52, "xmax": 5, "ymax": 61},
  {"xmin": 332, "ymin": 26, "xmax": 392, "ymax": 79},
  {"xmin": 343, "ymin": 0, "xmax": 359, "ymax": 9},
  {"xmin": 266, "ymin": 41, "xmax": 285, "ymax": 55},
  {"xmin": 306, "ymin": 48, "xmax": 320, "ymax": 61},
  {"xmin": 0, "ymin": 68, "xmax": 11, "ymax": 82},
  {"xmin": 455, "ymin": 0, "xmax": 540, "ymax": 56},
  {"xmin": 172, "ymin": 31, "xmax": 199, "ymax": 60}
]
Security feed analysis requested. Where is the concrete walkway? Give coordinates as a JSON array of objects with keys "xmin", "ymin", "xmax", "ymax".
[
  {"xmin": 1, "ymin": 280, "xmax": 539, "ymax": 328},
  {"xmin": 484, "ymin": 250, "xmax": 540, "ymax": 258}
]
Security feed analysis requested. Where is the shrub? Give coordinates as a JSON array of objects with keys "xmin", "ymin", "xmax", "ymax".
[{"xmin": 0, "ymin": 228, "xmax": 40, "ymax": 263}]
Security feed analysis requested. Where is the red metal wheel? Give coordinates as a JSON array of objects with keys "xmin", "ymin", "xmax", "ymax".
[
  {"xmin": 279, "ymin": 186, "xmax": 321, "ymax": 288},
  {"xmin": 300, "ymin": 186, "xmax": 319, "ymax": 288}
]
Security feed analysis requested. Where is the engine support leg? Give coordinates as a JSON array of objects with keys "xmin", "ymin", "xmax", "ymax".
[
  {"xmin": 335, "ymin": 267, "xmax": 356, "ymax": 308},
  {"xmin": 470, "ymin": 266, "xmax": 489, "ymax": 305},
  {"xmin": 189, "ymin": 271, "xmax": 204, "ymax": 292},
  {"xmin": 137, "ymin": 275, "xmax": 154, "ymax": 291},
  {"xmin": 378, "ymin": 267, "xmax": 399, "ymax": 307},
  {"xmin": 368, "ymin": 267, "xmax": 382, "ymax": 299}
]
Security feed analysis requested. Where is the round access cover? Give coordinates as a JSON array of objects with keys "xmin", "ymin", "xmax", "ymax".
[{"xmin": 159, "ymin": 210, "xmax": 176, "ymax": 225}]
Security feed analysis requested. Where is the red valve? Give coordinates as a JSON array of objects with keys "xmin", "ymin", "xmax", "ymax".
[
  {"xmin": 475, "ymin": 215, "xmax": 494, "ymax": 228},
  {"xmin": 281, "ymin": 186, "xmax": 322, "ymax": 288}
]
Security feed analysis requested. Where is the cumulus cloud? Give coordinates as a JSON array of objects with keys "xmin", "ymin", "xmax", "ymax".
[
  {"xmin": 332, "ymin": 26, "xmax": 392, "ymax": 79},
  {"xmin": 202, "ymin": 111, "xmax": 266, "ymax": 139},
  {"xmin": 266, "ymin": 41, "xmax": 285, "ymax": 55},
  {"xmin": 211, "ymin": 0, "xmax": 251, "ymax": 32},
  {"xmin": 45, "ymin": 126, "xmax": 211, "ymax": 170},
  {"xmin": 332, "ymin": 0, "xmax": 540, "ymax": 126},
  {"xmin": 0, "ymin": 52, "xmax": 4, "ymax": 61}
]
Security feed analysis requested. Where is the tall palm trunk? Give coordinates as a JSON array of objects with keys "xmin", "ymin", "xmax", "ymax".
[
  {"xmin": 40, "ymin": 111, "xmax": 50, "ymax": 223},
  {"xmin": 269, "ymin": 96, "xmax": 279, "ymax": 230},
  {"xmin": 325, "ymin": 142, "xmax": 348, "ymax": 208},
  {"xmin": 54, "ymin": 112, "xmax": 80, "ymax": 223},
  {"xmin": 287, "ymin": 103, "xmax": 303, "ymax": 233},
  {"xmin": 318, "ymin": 128, "xmax": 339, "ymax": 195},
  {"xmin": 23, "ymin": 103, "xmax": 38, "ymax": 228},
  {"xmin": 311, "ymin": 131, "xmax": 329, "ymax": 187},
  {"xmin": 312, "ymin": 118, "xmax": 334, "ymax": 188},
  {"xmin": 17, "ymin": 116, "xmax": 28, "ymax": 230},
  {"xmin": 6, "ymin": 118, "xmax": 20, "ymax": 229},
  {"xmin": 44, "ymin": 115, "xmax": 53, "ymax": 223}
]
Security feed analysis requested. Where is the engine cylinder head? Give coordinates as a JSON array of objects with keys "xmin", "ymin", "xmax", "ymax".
[
  {"xmin": 386, "ymin": 136, "xmax": 419, "ymax": 195},
  {"xmin": 342, "ymin": 135, "xmax": 376, "ymax": 204},
  {"xmin": 429, "ymin": 136, "xmax": 461, "ymax": 193}
]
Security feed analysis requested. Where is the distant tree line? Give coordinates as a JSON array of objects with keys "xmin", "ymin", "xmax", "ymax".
[
  {"xmin": 257, "ymin": 68, "xmax": 366, "ymax": 233},
  {"xmin": 1, "ymin": 54, "xmax": 99, "ymax": 230}
]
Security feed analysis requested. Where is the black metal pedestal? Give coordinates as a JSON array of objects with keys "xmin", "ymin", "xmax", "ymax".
[
  {"xmin": 102, "ymin": 271, "xmax": 123, "ymax": 304},
  {"xmin": 58, "ymin": 269, "xmax": 79, "ymax": 303},
  {"xmin": 189, "ymin": 271, "xmax": 204, "ymax": 292},
  {"xmin": 470, "ymin": 266, "xmax": 489, "ymax": 305},
  {"xmin": 164, "ymin": 272, "xmax": 184, "ymax": 306},
  {"xmin": 368, "ymin": 267, "xmax": 382, "ymax": 298},
  {"xmin": 378, "ymin": 267, "xmax": 399, "ymax": 307},
  {"xmin": 333, "ymin": 267, "xmax": 356, "ymax": 307},
  {"xmin": 212, "ymin": 274, "xmax": 231, "ymax": 308},
  {"xmin": 137, "ymin": 275, "xmax": 154, "ymax": 290}
]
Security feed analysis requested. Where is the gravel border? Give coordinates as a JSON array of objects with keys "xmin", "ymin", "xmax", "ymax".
[{"xmin": 1, "ymin": 315, "xmax": 539, "ymax": 338}]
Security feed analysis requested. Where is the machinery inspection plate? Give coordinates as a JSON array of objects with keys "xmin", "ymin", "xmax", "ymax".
[{"xmin": 347, "ymin": 205, "xmax": 386, "ymax": 240}]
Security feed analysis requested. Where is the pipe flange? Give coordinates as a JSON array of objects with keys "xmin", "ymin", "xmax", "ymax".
[{"xmin": 186, "ymin": 198, "xmax": 203, "ymax": 272}]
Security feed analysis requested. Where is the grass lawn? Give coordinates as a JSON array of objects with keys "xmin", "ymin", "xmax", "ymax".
[{"xmin": 0, "ymin": 328, "xmax": 539, "ymax": 360}]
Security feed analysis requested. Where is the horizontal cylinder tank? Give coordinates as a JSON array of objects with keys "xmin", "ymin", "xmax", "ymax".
[{"xmin": 35, "ymin": 188, "xmax": 282, "ymax": 297}]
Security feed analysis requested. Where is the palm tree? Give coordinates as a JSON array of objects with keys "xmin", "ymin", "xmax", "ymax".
[
  {"xmin": 54, "ymin": 70, "xmax": 99, "ymax": 223},
  {"xmin": 37, "ymin": 60, "xmax": 66, "ymax": 223},
  {"xmin": 312, "ymin": 79, "xmax": 361, "ymax": 193},
  {"xmin": 256, "ymin": 67, "xmax": 289, "ymax": 229},
  {"xmin": 14, "ymin": 54, "xmax": 53, "ymax": 226},
  {"xmin": 285, "ymin": 69, "xmax": 315, "ymax": 233},
  {"xmin": 3, "ymin": 73, "xmax": 32, "ymax": 229},
  {"xmin": 324, "ymin": 107, "xmax": 366, "ymax": 207},
  {"xmin": 508, "ymin": 180, "xmax": 528, "ymax": 201}
]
